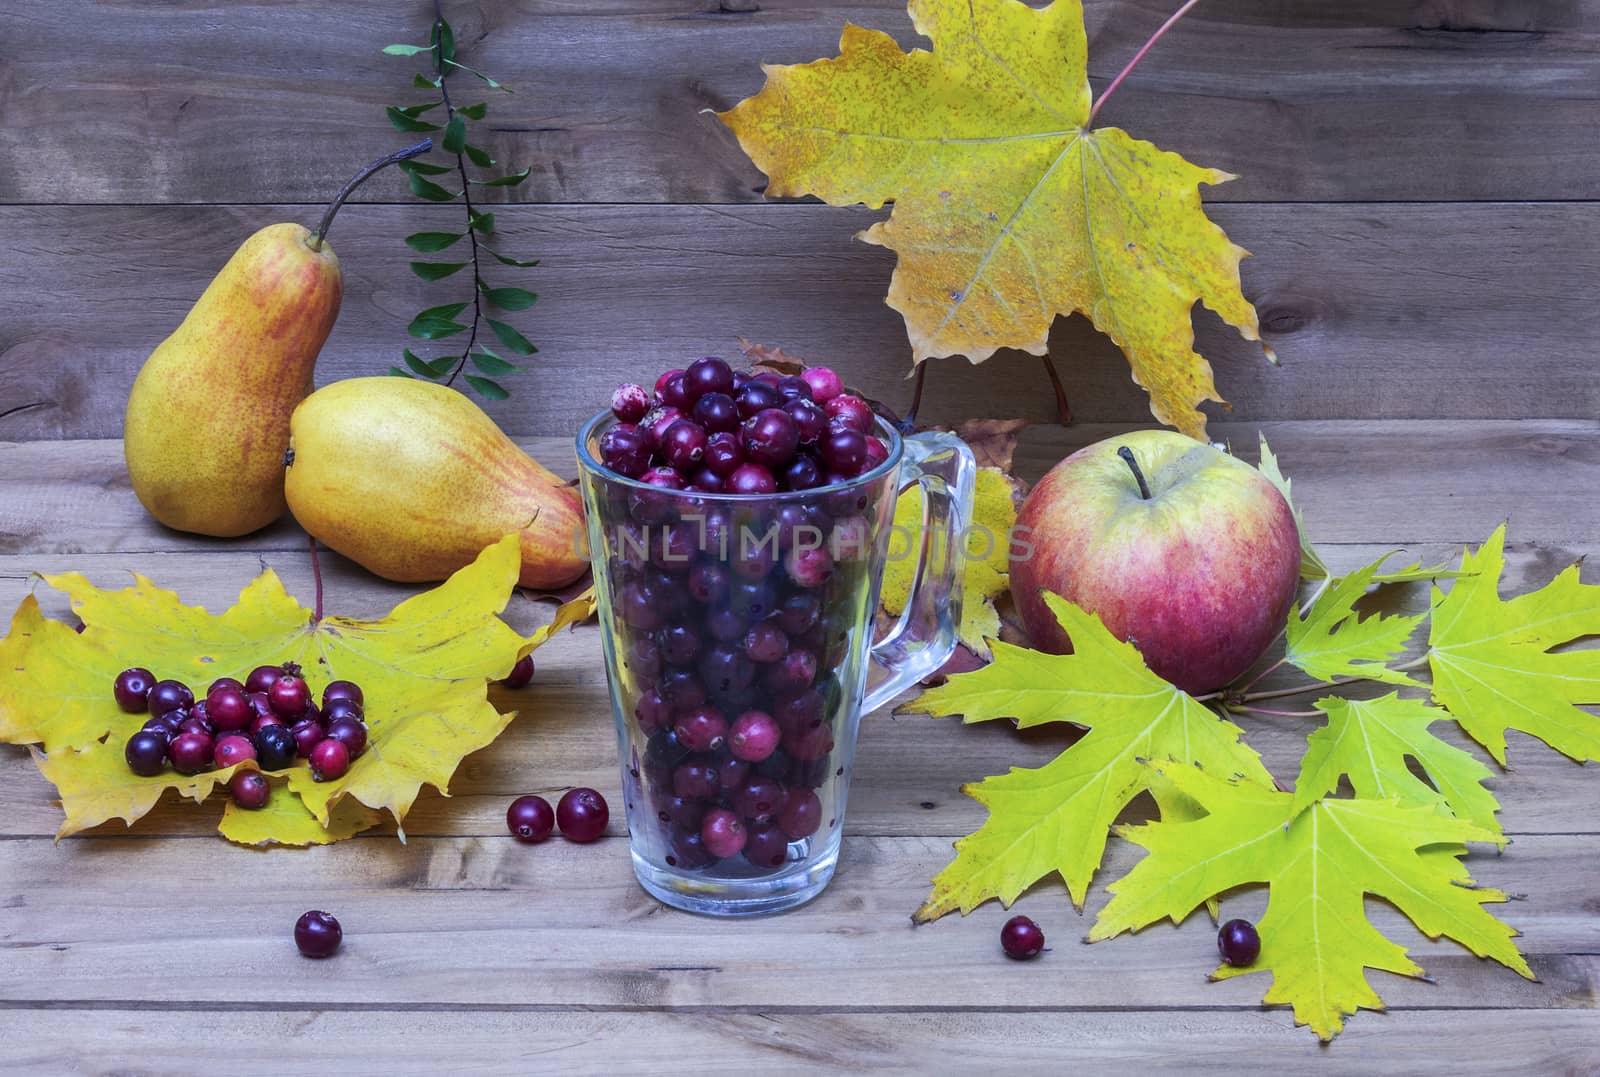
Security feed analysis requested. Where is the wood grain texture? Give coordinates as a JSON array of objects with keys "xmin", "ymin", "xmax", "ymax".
[
  {"xmin": 3, "ymin": 1009, "xmax": 1597, "ymax": 1075},
  {"xmin": 2, "ymin": 1, "xmax": 1596, "ymax": 205},
  {"xmin": 3, "ymin": 203, "xmax": 1597, "ymax": 440}
]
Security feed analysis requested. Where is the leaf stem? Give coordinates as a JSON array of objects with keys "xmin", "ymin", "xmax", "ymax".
[
  {"xmin": 430, "ymin": 0, "xmax": 484, "ymax": 387},
  {"xmin": 903, "ymin": 363, "xmax": 928, "ymax": 430},
  {"xmin": 1228, "ymin": 704, "xmax": 1322, "ymax": 719},
  {"xmin": 1233, "ymin": 656, "xmax": 1287, "ymax": 698},
  {"xmin": 308, "ymin": 534, "xmax": 324, "ymax": 623},
  {"xmin": 1087, "ymin": 0, "xmax": 1204, "ymax": 127},
  {"xmin": 310, "ymin": 139, "xmax": 433, "ymax": 250},
  {"xmin": 1239, "ymin": 677, "xmax": 1356, "ymax": 703},
  {"xmin": 1040, "ymin": 353, "xmax": 1072, "ymax": 425}
]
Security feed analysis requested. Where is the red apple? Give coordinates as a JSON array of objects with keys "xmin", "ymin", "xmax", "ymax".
[{"xmin": 1009, "ymin": 430, "xmax": 1300, "ymax": 694}]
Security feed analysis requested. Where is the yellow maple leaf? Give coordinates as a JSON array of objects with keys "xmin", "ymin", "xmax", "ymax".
[
  {"xmin": 881, "ymin": 465, "xmax": 1015, "ymax": 658},
  {"xmin": 1092, "ymin": 764, "xmax": 1531, "ymax": 1042},
  {"xmin": 0, "ymin": 535, "xmax": 594, "ymax": 843},
  {"xmin": 904, "ymin": 592, "xmax": 1272, "ymax": 918},
  {"xmin": 718, "ymin": 0, "xmax": 1267, "ymax": 438},
  {"xmin": 1427, "ymin": 523, "xmax": 1600, "ymax": 765}
]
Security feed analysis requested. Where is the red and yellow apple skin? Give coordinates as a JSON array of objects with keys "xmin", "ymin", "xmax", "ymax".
[{"xmin": 1009, "ymin": 430, "xmax": 1301, "ymax": 695}]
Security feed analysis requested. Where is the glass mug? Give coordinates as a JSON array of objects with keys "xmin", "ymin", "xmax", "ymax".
[{"xmin": 576, "ymin": 411, "xmax": 975, "ymax": 915}]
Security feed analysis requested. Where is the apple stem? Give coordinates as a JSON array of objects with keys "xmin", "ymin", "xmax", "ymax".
[
  {"xmin": 309, "ymin": 138, "xmax": 434, "ymax": 250},
  {"xmin": 1117, "ymin": 446, "xmax": 1153, "ymax": 500}
]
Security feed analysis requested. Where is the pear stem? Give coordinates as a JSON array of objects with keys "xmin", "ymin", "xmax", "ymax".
[
  {"xmin": 308, "ymin": 534, "xmax": 325, "ymax": 623},
  {"xmin": 1117, "ymin": 446, "xmax": 1153, "ymax": 499},
  {"xmin": 309, "ymin": 138, "xmax": 434, "ymax": 249}
]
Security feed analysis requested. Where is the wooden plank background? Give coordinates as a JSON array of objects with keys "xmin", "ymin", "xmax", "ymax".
[{"xmin": 1, "ymin": 0, "xmax": 1597, "ymax": 1071}]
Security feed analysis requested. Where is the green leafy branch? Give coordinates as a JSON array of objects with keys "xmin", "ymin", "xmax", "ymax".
[{"xmin": 382, "ymin": 0, "xmax": 538, "ymax": 401}]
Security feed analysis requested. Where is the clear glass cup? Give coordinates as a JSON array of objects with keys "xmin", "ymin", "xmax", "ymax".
[{"xmin": 576, "ymin": 410, "xmax": 975, "ymax": 915}]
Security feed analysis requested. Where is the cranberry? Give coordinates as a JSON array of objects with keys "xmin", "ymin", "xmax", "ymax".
[
  {"xmin": 310, "ymin": 738, "xmax": 350, "ymax": 781},
  {"xmin": 780, "ymin": 454, "xmax": 822, "ymax": 491},
  {"xmin": 206, "ymin": 686, "xmax": 251, "ymax": 732},
  {"xmin": 864, "ymin": 435, "xmax": 890, "ymax": 470},
  {"xmin": 642, "ymin": 465, "xmax": 686, "ymax": 490},
  {"xmin": 599, "ymin": 425, "xmax": 652, "ymax": 478},
  {"xmin": 658, "ymin": 795, "xmax": 704, "ymax": 832},
  {"xmin": 1218, "ymin": 918, "xmax": 1261, "ymax": 967},
  {"xmin": 777, "ymin": 787, "xmax": 822, "ymax": 839},
  {"xmin": 321, "ymin": 698, "xmax": 364, "ymax": 725},
  {"xmin": 775, "ymin": 592, "xmax": 821, "ymax": 635},
  {"xmin": 503, "ymin": 654, "xmax": 535, "ymax": 688},
  {"xmin": 229, "ymin": 771, "xmax": 271, "ymax": 810},
  {"xmin": 786, "ymin": 546, "xmax": 835, "ymax": 589},
  {"xmin": 250, "ymin": 713, "xmax": 285, "ymax": 737},
  {"xmin": 801, "ymin": 366, "xmax": 844, "ymax": 403},
  {"xmin": 507, "ymin": 794, "xmax": 555, "ymax": 842},
  {"xmin": 744, "ymin": 824, "xmax": 790, "ymax": 868},
  {"xmin": 113, "ymin": 668, "xmax": 157, "ymax": 713},
  {"xmin": 688, "ymin": 562, "xmax": 731, "ymax": 604},
  {"xmin": 268, "ymin": 674, "xmax": 311, "ymax": 718},
  {"xmin": 661, "ymin": 420, "xmax": 708, "ymax": 471},
  {"xmin": 611, "ymin": 382, "xmax": 652, "ymax": 423},
  {"xmin": 177, "ymin": 713, "xmax": 213, "ymax": 739},
  {"xmin": 633, "ymin": 688, "xmax": 673, "ymax": 733},
  {"xmin": 658, "ymin": 623, "xmax": 701, "ymax": 666},
  {"xmin": 742, "ymin": 622, "xmax": 789, "ymax": 664},
  {"xmin": 765, "ymin": 648, "xmax": 817, "ymax": 694},
  {"xmin": 668, "ymin": 829, "xmax": 716, "ymax": 869},
  {"xmin": 1001, "ymin": 915, "xmax": 1046, "ymax": 959},
  {"xmin": 557, "ymin": 787, "xmax": 609, "ymax": 843},
  {"xmin": 673, "ymin": 761, "xmax": 721, "ymax": 799},
  {"xmin": 701, "ymin": 808, "xmax": 746, "ymax": 859},
  {"xmin": 698, "ymin": 645, "xmax": 754, "ymax": 696},
  {"xmin": 208, "ymin": 676, "xmax": 245, "ymax": 696},
  {"xmin": 246, "ymin": 692, "xmax": 275, "ymax": 722},
  {"xmin": 290, "ymin": 719, "xmax": 324, "ymax": 758},
  {"xmin": 824, "ymin": 393, "xmax": 874, "ymax": 432},
  {"xmin": 689, "ymin": 467, "xmax": 724, "ymax": 493},
  {"xmin": 772, "ymin": 689, "xmax": 824, "ymax": 732},
  {"xmin": 325, "ymin": 717, "xmax": 368, "ymax": 759},
  {"xmin": 726, "ymin": 463, "xmax": 777, "ymax": 495},
  {"xmin": 691, "ymin": 391, "xmax": 739, "ymax": 434},
  {"xmin": 716, "ymin": 755, "xmax": 751, "ymax": 791},
  {"xmin": 674, "ymin": 707, "xmax": 728, "ymax": 752},
  {"xmin": 659, "ymin": 371, "xmax": 693, "ymax": 409},
  {"xmin": 147, "ymin": 679, "xmax": 194, "ymax": 718},
  {"xmin": 774, "ymin": 375, "xmax": 813, "ymax": 402},
  {"xmin": 213, "ymin": 734, "xmax": 257, "ymax": 769},
  {"xmin": 729, "ymin": 710, "xmax": 782, "ymax": 763},
  {"xmin": 783, "ymin": 399, "xmax": 827, "ymax": 445},
  {"xmin": 322, "ymin": 680, "xmax": 364, "ymax": 708},
  {"xmin": 168, "ymin": 732, "xmax": 214, "ymax": 775},
  {"xmin": 734, "ymin": 382, "xmax": 780, "ymax": 420},
  {"xmin": 704, "ymin": 431, "xmax": 745, "ymax": 476},
  {"xmin": 140, "ymin": 717, "xmax": 176, "ymax": 741},
  {"xmin": 638, "ymin": 405, "xmax": 686, "ymax": 450},
  {"xmin": 733, "ymin": 775, "xmax": 787, "ymax": 823},
  {"xmin": 742, "ymin": 408, "xmax": 800, "ymax": 467},
  {"xmin": 244, "ymin": 665, "xmax": 283, "ymax": 695},
  {"xmin": 254, "ymin": 724, "xmax": 298, "ymax": 770},
  {"xmin": 124, "ymin": 730, "xmax": 167, "ymax": 776},
  {"xmin": 820, "ymin": 426, "xmax": 868, "ymax": 473},
  {"xmin": 684, "ymin": 356, "xmax": 735, "ymax": 399},
  {"xmin": 294, "ymin": 910, "xmax": 342, "ymax": 958}
]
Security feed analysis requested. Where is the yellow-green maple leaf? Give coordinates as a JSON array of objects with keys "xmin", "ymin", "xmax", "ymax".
[
  {"xmin": 0, "ymin": 535, "xmax": 594, "ymax": 843},
  {"xmin": 1284, "ymin": 557, "xmax": 1426, "ymax": 687},
  {"xmin": 1427, "ymin": 524, "xmax": 1600, "ymax": 765},
  {"xmin": 881, "ymin": 465, "xmax": 1015, "ymax": 658},
  {"xmin": 1292, "ymin": 694, "xmax": 1501, "ymax": 836},
  {"xmin": 718, "ymin": 0, "xmax": 1267, "ymax": 439},
  {"xmin": 903, "ymin": 592, "xmax": 1272, "ymax": 918},
  {"xmin": 1091, "ymin": 764, "xmax": 1530, "ymax": 1042}
]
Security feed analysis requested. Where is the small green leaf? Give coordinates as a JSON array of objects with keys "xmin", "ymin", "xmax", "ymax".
[
  {"xmin": 480, "ymin": 285, "xmax": 537, "ymax": 311},
  {"xmin": 487, "ymin": 318, "xmax": 537, "ymax": 356},
  {"xmin": 416, "ymin": 301, "xmax": 469, "ymax": 321},
  {"xmin": 443, "ymin": 115, "xmax": 467, "ymax": 154},
  {"xmin": 432, "ymin": 19, "xmax": 455, "ymax": 64},
  {"xmin": 410, "ymin": 261, "xmax": 470, "ymax": 281},
  {"xmin": 383, "ymin": 44, "xmax": 431, "ymax": 56},
  {"xmin": 470, "ymin": 349, "xmax": 522, "ymax": 376},
  {"xmin": 459, "ymin": 102, "xmax": 488, "ymax": 120},
  {"xmin": 475, "ymin": 167, "xmax": 531, "ymax": 188},
  {"xmin": 443, "ymin": 59, "xmax": 506, "ymax": 91},
  {"xmin": 408, "ymin": 314, "xmax": 470, "ymax": 340},
  {"xmin": 398, "ymin": 159, "xmax": 453, "ymax": 176},
  {"xmin": 403, "ymin": 349, "xmax": 454, "ymax": 379},
  {"xmin": 487, "ymin": 249, "xmax": 539, "ymax": 268},
  {"xmin": 386, "ymin": 107, "xmax": 442, "ymax": 133},
  {"xmin": 466, "ymin": 375, "xmax": 509, "ymax": 400},
  {"xmin": 469, "ymin": 210, "xmax": 496, "ymax": 234},
  {"xmin": 407, "ymin": 172, "xmax": 459, "ymax": 202},
  {"xmin": 388, "ymin": 366, "xmax": 413, "ymax": 378},
  {"xmin": 391, "ymin": 101, "xmax": 442, "ymax": 118},
  {"xmin": 405, "ymin": 231, "xmax": 465, "ymax": 252},
  {"xmin": 413, "ymin": 73, "xmax": 441, "ymax": 89},
  {"xmin": 464, "ymin": 143, "xmax": 495, "ymax": 168}
]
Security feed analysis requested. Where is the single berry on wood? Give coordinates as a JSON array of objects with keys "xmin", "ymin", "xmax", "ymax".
[
  {"xmin": 294, "ymin": 910, "xmax": 342, "ymax": 958},
  {"xmin": 1217, "ymin": 918, "xmax": 1261, "ymax": 967},
  {"xmin": 556, "ymin": 787, "xmax": 609, "ymax": 843},
  {"xmin": 506, "ymin": 795, "xmax": 555, "ymax": 843},
  {"xmin": 503, "ymin": 654, "xmax": 535, "ymax": 689},
  {"xmin": 1000, "ymin": 915, "xmax": 1046, "ymax": 960}
]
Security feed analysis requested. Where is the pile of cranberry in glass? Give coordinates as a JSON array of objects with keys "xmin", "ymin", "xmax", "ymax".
[
  {"xmin": 592, "ymin": 356, "xmax": 895, "ymax": 876},
  {"xmin": 598, "ymin": 357, "xmax": 887, "ymax": 492},
  {"xmin": 113, "ymin": 663, "xmax": 370, "ymax": 810}
]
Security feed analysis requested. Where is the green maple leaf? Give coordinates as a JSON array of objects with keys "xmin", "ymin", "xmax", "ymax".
[
  {"xmin": 1091, "ymin": 764, "xmax": 1531, "ymax": 1042},
  {"xmin": 1283, "ymin": 556, "xmax": 1426, "ymax": 686},
  {"xmin": 1292, "ymin": 694, "xmax": 1502, "ymax": 836},
  {"xmin": 1427, "ymin": 524, "xmax": 1600, "ymax": 765},
  {"xmin": 904, "ymin": 592, "xmax": 1272, "ymax": 919}
]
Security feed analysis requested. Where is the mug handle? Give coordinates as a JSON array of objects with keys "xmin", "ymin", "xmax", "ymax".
[{"xmin": 861, "ymin": 430, "xmax": 977, "ymax": 714}]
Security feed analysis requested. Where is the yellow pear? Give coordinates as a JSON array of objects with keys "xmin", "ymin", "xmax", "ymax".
[
  {"xmin": 284, "ymin": 378, "xmax": 589, "ymax": 590},
  {"xmin": 123, "ymin": 140, "xmax": 432, "ymax": 537}
]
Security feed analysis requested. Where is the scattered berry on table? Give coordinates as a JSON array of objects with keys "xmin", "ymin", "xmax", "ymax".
[
  {"xmin": 506, "ymin": 794, "xmax": 555, "ymax": 843},
  {"xmin": 503, "ymin": 655, "xmax": 535, "ymax": 689},
  {"xmin": 556, "ymin": 787, "xmax": 609, "ymax": 843},
  {"xmin": 294, "ymin": 910, "xmax": 342, "ymax": 958},
  {"xmin": 1217, "ymin": 918, "xmax": 1261, "ymax": 967},
  {"xmin": 1000, "ymin": 915, "xmax": 1046, "ymax": 960}
]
